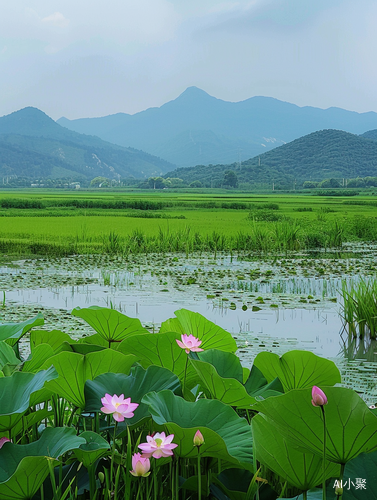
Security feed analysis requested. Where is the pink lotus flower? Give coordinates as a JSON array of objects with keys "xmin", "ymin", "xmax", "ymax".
[
  {"xmin": 193, "ymin": 430, "xmax": 204, "ymax": 447},
  {"xmin": 100, "ymin": 393, "xmax": 139, "ymax": 422},
  {"xmin": 0, "ymin": 437, "xmax": 11, "ymax": 449},
  {"xmin": 311, "ymin": 386, "xmax": 328, "ymax": 407},
  {"xmin": 176, "ymin": 334, "xmax": 204, "ymax": 354},
  {"xmin": 130, "ymin": 453, "xmax": 151, "ymax": 477},
  {"xmin": 138, "ymin": 432, "xmax": 178, "ymax": 459}
]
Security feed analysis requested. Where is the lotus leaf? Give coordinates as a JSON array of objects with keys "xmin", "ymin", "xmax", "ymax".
[
  {"xmin": 85, "ymin": 365, "xmax": 180, "ymax": 432},
  {"xmin": 116, "ymin": 332, "xmax": 198, "ymax": 388},
  {"xmin": 0, "ymin": 427, "xmax": 86, "ymax": 500},
  {"xmin": 142, "ymin": 390, "xmax": 253, "ymax": 468},
  {"xmin": 0, "ymin": 367, "xmax": 57, "ymax": 432},
  {"xmin": 43, "ymin": 349, "xmax": 137, "ymax": 408},
  {"xmin": 253, "ymin": 350, "xmax": 341, "ymax": 392},
  {"xmin": 252, "ymin": 387, "xmax": 377, "ymax": 464},
  {"xmin": 160, "ymin": 309, "xmax": 237, "ymax": 352},
  {"xmin": 73, "ymin": 431, "xmax": 111, "ymax": 468},
  {"xmin": 72, "ymin": 306, "xmax": 149, "ymax": 342},
  {"xmin": 0, "ymin": 313, "xmax": 44, "ymax": 346},
  {"xmin": 252, "ymin": 413, "xmax": 339, "ymax": 490}
]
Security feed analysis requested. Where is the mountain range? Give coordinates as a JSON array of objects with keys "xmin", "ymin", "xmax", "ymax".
[
  {"xmin": 0, "ymin": 107, "xmax": 173, "ymax": 180},
  {"xmin": 58, "ymin": 87, "xmax": 377, "ymax": 168}
]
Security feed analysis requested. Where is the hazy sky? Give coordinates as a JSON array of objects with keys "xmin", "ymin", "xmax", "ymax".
[{"xmin": 1, "ymin": 0, "xmax": 376, "ymax": 119}]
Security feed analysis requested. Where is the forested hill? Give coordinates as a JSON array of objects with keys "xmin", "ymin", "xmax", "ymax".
[
  {"xmin": 0, "ymin": 107, "xmax": 174, "ymax": 180},
  {"xmin": 165, "ymin": 129, "xmax": 377, "ymax": 188},
  {"xmin": 360, "ymin": 129, "xmax": 377, "ymax": 140}
]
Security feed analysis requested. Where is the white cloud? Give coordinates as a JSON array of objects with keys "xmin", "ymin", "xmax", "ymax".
[{"xmin": 41, "ymin": 12, "xmax": 69, "ymax": 28}]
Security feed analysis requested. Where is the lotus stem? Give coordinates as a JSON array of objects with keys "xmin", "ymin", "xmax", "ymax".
[
  {"xmin": 321, "ymin": 406, "xmax": 327, "ymax": 500},
  {"xmin": 110, "ymin": 422, "xmax": 118, "ymax": 494},
  {"xmin": 183, "ymin": 355, "xmax": 189, "ymax": 397},
  {"xmin": 198, "ymin": 448, "xmax": 202, "ymax": 500}
]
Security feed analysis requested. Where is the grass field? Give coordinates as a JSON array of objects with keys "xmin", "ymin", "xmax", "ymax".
[{"xmin": 0, "ymin": 189, "xmax": 377, "ymax": 255}]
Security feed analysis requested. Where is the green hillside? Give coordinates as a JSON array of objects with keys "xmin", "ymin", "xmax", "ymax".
[
  {"xmin": 360, "ymin": 129, "xmax": 377, "ymax": 140},
  {"xmin": 165, "ymin": 129, "xmax": 377, "ymax": 188},
  {"xmin": 0, "ymin": 108, "xmax": 175, "ymax": 180}
]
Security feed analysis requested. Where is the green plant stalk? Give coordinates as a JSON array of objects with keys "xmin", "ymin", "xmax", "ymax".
[
  {"xmin": 197, "ymin": 449, "xmax": 202, "ymax": 500},
  {"xmin": 321, "ymin": 406, "xmax": 327, "ymax": 500},
  {"xmin": 88, "ymin": 464, "xmax": 97, "ymax": 499},
  {"xmin": 336, "ymin": 463, "xmax": 345, "ymax": 499},
  {"xmin": 110, "ymin": 421, "xmax": 118, "ymax": 495},
  {"xmin": 153, "ymin": 469, "xmax": 158, "ymax": 500},
  {"xmin": 114, "ymin": 464, "xmax": 121, "ymax": 500},
  {"xmin": 175, "ymin": 457, "xmax": 179, "ymax": 500},
  {"xmin": 183, "ymin": 355, "xmax": 189, "ymax": 397}
]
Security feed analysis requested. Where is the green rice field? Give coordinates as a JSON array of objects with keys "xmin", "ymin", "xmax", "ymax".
[{"xmin": 0, "ymin": 189, "xmax": 376, "ymax": 255}]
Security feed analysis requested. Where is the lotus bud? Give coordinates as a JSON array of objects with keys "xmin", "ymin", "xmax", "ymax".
[
  {"xmin": 193, "ymin": 430, "xmax": 204, "ymax": 447},
  {"xmin": 311, "ymin": 386, "xmax": 327, "ymax": 407}
]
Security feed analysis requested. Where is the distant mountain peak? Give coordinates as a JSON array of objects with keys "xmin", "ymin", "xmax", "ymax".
[{"xmin": 176, "ymin": 86, "xmax": 214, "ymax": 101}]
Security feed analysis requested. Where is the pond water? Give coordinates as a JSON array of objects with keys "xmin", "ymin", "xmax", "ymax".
[{"xmin": 2, "ymin": 243, "xmax": 377, "ymax": 403}]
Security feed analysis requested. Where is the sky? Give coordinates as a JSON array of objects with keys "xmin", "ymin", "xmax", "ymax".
[{"xmin": 0, "ymin": 0, "xmax": 376, "ymax": 120}]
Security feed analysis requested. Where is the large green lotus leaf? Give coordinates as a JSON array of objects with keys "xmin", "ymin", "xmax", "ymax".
[
  {"xmin": 116, "ymin": 332, "xmax": 198, "ymax": 388},
  {"xmin": 43, "ymin": 350, "xmax": 137, "ymax": 408},
  {"xmin": 78, "ymin": 334, "xmax": 109, "ymax": 347},
  {"xmin": 0, "ymin": 456, "xmax": 54, "ymax": 500},
  {"xmin": 85, "ymin": 365, "xmax": 181, "ymax": 431},
  {"xmin": 71, "ymin": 306, "xmax": 149, "ymax": 342},
  {"xmin": 0, "ymin": 367, "xmax": 57, "ymax": 432},
  {"xmin": 0, "ymin": 427, "xmax": 86, "ymax": 498},
  {"xmin": 0, "ymin": 427, "xmax": 86, "ymax": 469},
  {"xmin": 0, "ymin": 341, "xmax": 20, "ymax": 371},
  {"xmin": 191, "ymin": 351, "xmax": 283, "ymax": 407},
  {"xmin": 190, "ymin": 358, "xmax": 257, "ymax": 407},
  {"xmin": 69, "ymin": 343, "xmax": 106, "ymax": 355},
  {"xmin": 244, "ymin": 364, "xmax": 284, "ymax": 397},
  {"xmin": 30, "ymin": 330, "xmax": 73, "ymax": 353},
  {"xmin": 159, "ymin": 309, "xmax": 237, "ymax": 352},
  {"xmin": 341, "ymin": 451, "xmax": 377, "ymax": 499},
  {"xmin": 252, "ymin": 387, "xmax": 377, "ymax": 464},
  {"xmin": 0, "ymin": 313, "xmax": 44, "ymax": 346},
  {"xmin": 198, "ymin": 350, "xmax": 243, "ymax": 382},
  {"xmin": 252, "ymin": 413, "xmax": 339, "ymax": 490},
  {"xmin": 253, "ymin": 350, "xmax": 341, "ymax": 392},
  {"xmin": 142, "ymin": 390, "xmax": 253, "ymax": 468},
  {"xmin": 22, "ymin": 344, "xmax": 55, "ymax": 373},
  {"xmin": 73, "ymin": 431, "xmax": 110, "ymax": 468}
]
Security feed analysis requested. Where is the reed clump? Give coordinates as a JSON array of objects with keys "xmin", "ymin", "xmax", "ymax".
[{"xmin": 340, "ymin": 278, "xmax": 377, "ymax": 339}]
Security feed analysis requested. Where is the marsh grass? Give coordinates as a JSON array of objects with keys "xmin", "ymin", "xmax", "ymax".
[{"xmin": 340, "ymin": 278, "xmax": 377, "ymax": 338}]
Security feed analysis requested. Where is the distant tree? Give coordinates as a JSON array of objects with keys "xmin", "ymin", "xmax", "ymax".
[
  {"xmin": 318, "ymin": 178, "xmax": 340, "ymax": 188},
  {"xmin": 165, "ymin": 177, "xmax": 184, "ymax": 187},
  {"xmin": 303, "ymin": 181, "xmax": 318, "ymax": 188},
  {"xmin": 148, "ymin": 177, "xmax": 167, "ymax": 189},
  {"xmin": 189, "ymin": 180, "xmax": 202, "ymax": 188},
  {"xmin": 223, "ymin": 170, "xmax": 238, "ymax": 188},
  {"xmin": 365, "ymin": 177, "xmax": 377, "ymax": 187},
  {"xmin": 90, "ymin": 176, "xmax": 110, "ymax": 187}
]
